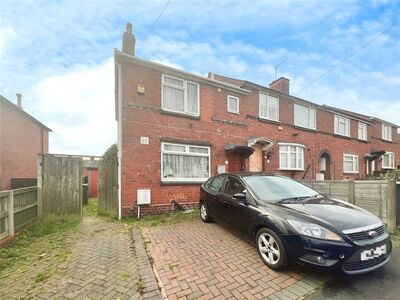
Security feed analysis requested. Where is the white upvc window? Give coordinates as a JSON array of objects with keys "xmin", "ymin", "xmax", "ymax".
[
  {"xmin": 294, "ymin": 104, "xmax": 316, "ymax": 130},
  {"xmin": 162, "ymin": 74, "xmax": 200, "ymax": 116},
  {"xmin": 161, "ymin": 142, "xmax": 210, "ymax": 182},
  {"xmin": 278, "ymin": 143, "xmax": 305, "ymax": 171},
  {"xmin": 382, "ymin": 124, "xmax": 392, "ymax": 141},
  {"xmin": 343, "ymin": 154, "xmax": 359, "ymax": 173},
  {"xmin": 227, "ymin": 95, "xmax": 239, "ymax": 114},
  {"xmin": 382, "ymin": 152, "xmax": 395, "ymax": 169},
  {"xmin": 358, "ymin": 122, "xmax": 367, "ymax": 141},
  {"xmin": 259, "ymin": 92, "xmax": 279, "ymax": 121},
  {"xmin": 334, "ymin": 115, "xmax": 350, "ymax": 137}
]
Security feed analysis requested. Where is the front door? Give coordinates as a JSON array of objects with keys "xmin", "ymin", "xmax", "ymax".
[
  {"xmin": 249, "ymin": 145, "xmax": 263, "ymax": 172},
  {"xmin": 227, "ymin": 152, "xmax": 246, "ymax": 172}
]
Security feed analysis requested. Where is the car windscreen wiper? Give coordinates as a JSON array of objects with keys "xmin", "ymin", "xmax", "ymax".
[{"xmin": 277, "ymin": 194, "xmax": 322, "ymax": 203}]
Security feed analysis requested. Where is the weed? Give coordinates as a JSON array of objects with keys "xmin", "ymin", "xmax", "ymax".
[
  {"xmin": 391, "ymin": 228, "xmax": 400, "ymax": 249},
  {"xmin": 136, "ymin": 278, "xmax": 145, "ymax": 293},
  {"xmin": 120, "ymin": 271, "xmax": 131, "ymax": 280},
  {"xmin": 34, "ymin": 271, "xmax": 51, "ymax": 283},
  {"xmin": 83, "ymin": 198, "xmax": 99, "ymax": 217},
  {"xmin": 57, "ymin": 250, "xmax": 72, "ymax": 262}
]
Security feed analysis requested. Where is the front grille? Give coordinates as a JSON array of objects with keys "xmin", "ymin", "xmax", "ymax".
[
  {"xmin": 347, "ymin": 225, "xmax": 385, "ymax": 241},
  {"xmin": 342, "ymin": 254, "xmax": 388, "ymax": 272}
]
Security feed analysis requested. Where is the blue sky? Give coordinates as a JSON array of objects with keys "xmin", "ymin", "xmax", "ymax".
[{"xmin": 1, "ymin": 0, "xmax": 399, "ymax": 155}]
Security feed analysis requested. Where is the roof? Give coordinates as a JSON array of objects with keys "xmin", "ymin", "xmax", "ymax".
[
  {"xmin": 212, "ymin": 73, "xmax": 399, "ymax": 128},
  {"xmin": 114, "ymin": 50, "xmax": 250, "ymax": 95},
  {"xmin": 0, "ymin": 95, "xmax": 52, "ymax": 131}
]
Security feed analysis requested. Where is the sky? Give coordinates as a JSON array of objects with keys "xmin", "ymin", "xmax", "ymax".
[{"xmin": 1, "ymin": 0, "xmax": 399, "ymax": 155}]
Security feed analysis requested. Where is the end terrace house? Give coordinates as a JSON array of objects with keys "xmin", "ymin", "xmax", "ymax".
[{"xmin": 115, "ymin": 23, "xmax": 400, "ymax": 217}]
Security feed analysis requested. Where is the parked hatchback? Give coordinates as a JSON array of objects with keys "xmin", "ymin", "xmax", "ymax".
[{"xmin": 199, "ymin": 173, "xmax": 392, "ymax": 274}]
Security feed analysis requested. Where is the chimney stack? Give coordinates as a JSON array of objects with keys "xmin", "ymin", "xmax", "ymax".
[
  {"xmin": 122, "ymin": 22, "xmax": 136, "ymax": 56},
  {"xmin": 269, "ymin": 77, "xmax": 290, "ymax": 95},
  {"xmin": 16, "ymin": 93, "xmax": 22, "ymax": 109}
]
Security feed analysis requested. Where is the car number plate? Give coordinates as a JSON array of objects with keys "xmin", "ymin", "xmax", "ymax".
[{"xmin": 360, "ymin": 244, "xmax": 387, "ymax": 261}]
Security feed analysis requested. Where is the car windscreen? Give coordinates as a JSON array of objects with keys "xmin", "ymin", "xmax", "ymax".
[{"xmin": 242, "ymin": 175, "xmax": 318, "ymax": 203}]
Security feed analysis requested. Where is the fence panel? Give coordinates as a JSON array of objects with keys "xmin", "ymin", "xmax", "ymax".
[
  {"xmin": 0, "ymin": 187, "xmax": 38, "ymax": 241},
  {"xmin": 40, "ymin": 154, "xmax": 82, "ymax": 218},
  {"xmin": 98, "ymin": 159, "xmax": 118, "ymax": 216}
]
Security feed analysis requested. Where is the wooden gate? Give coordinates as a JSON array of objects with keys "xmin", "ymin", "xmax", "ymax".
[
  {"xmin": 38, "ymin": 154, "xmax": 83, "ymax": 218},
  {"xmin": 98, "ymin": 159, "xmax": 118, "ymax": 216}
]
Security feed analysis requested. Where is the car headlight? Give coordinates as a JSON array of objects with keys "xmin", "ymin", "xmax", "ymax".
[{"xmin": 287, "ymin": 219, "xmax": 343, "ymax": 242}]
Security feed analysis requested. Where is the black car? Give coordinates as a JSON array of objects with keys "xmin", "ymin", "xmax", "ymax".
[{"xmin": 199, "ymin": 173, "xmax": 392, "ymax": 275}]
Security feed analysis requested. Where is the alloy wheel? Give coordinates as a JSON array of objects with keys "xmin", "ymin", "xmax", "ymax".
[
  {"xmin": 258, "ymin": 232, "xmax": 280, "ymax": 265},
  {"xmin": 200, "ymin": 203, "xmax": 207, "ymax": 220}
]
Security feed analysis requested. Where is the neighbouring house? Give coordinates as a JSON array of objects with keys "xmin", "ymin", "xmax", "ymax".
[
  {"xmin": 83, "ymin": 157, "xmax": 99, "ymax": 198},
  {"xmin": 115, "ymin": 23, "xmax": 400, "ymax": 217},
  {"xmin": 0, "ymin": 94, "xmax": 52, "ymax": 190}
]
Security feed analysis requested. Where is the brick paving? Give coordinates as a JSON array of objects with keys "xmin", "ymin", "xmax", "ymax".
[
  {"xmin": 144, "ymin": 219, "xmax": 327, "ymax": 300},
  {"xmin": 1, "ymin": 217, "xmax": 161, "ymax": 300}
]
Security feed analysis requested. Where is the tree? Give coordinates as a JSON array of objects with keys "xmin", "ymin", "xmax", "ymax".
[{"xmin": 103, "ymin": 143, "xmax": 117, "ymax": 159}]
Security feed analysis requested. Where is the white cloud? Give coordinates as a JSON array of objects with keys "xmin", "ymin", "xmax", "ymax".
[
  {"xmin": 30, "ymin": 58, "xmax": 116, "ymax": 155},
  {"xmin": 0, "ymin": 27, "xmax": 17, "ymax": 57}
]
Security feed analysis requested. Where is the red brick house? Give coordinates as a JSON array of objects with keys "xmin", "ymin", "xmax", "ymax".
[
  {"xmin": 115, "ymin": 24, "xmax": 400, "ymax": 217},
  {"xmin": 0, "ymin": 94, "xmax": 51, "ymax": 190}
]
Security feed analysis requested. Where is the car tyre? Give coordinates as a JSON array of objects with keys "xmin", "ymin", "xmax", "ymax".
[
  {"xmin": 199, "ymin": 201, "xmax": 212, "ymax": 223},
  {"xmin": 256, "ymin": 228, "xmax": 287, "ymax": 270}
]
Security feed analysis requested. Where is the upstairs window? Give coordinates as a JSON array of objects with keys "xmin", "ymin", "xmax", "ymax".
[
  {"xmin": 259, "ymin": 92, "xmax": 279, "ymax": 121},
  {"xmin": 334, "ymin": 115, "xmax": 350, "ymax": 137},
  {"xmin": 358, "ymin": 122, "xmax": 367, "ymax": 141},
  {"xmin": 294, "ymin": 104, "xmax": 316, "ymax": 130},
  {"xmin": 279, "ymin": 143, "xmax": 305, "ymax": 171},
  {"xmin": 382, "ymin": 124, "xmax": 392, "ymax": 141},
  {"xmin": 162, "ymin": 75, "xmax": 199, "ymax": 116},
  {"xmin": 382, "ymin": 152, "xmax": 395, "ymax": 169},
  {"xmin": 161, "ymin": 142, "xmax": 210, "ymax": 182},
  {"xmin": 227, "ymin": 95, "xmax": 239, "ymax": 114},
  {"xmin": 343, "ymin": 154, "xmax": 359, "ymax": 173}
]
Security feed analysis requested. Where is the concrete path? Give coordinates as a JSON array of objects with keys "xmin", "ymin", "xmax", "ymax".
[
  {"xmin": 306, "ymin": 249, "xmax": 400, "ymax": 300},
  {"xmin": 1, "ymin": 217, "xmax": 160, "ymax": 300}
]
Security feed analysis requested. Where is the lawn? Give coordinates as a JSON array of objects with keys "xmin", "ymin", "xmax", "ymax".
[{"xmin": 391, "ymin": 228, "xmax": 400, "ymax": 249}]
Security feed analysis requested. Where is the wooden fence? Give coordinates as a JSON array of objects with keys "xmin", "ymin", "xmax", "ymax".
[
  {"xmin": 98, "ymin": 158, "xmax": 118, "ymax": 216},
  {"xmin": 38, "ymin": 154, "xmax": 83, "ymax": 218},
  {"xmin": 301, "ymin": 180, "xmax": 397, "ymax": 230},
  {"xmin": 0, "ymin": 187, "xmax": 38, "ymax": 240}
]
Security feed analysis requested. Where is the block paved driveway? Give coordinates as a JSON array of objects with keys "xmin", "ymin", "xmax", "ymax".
[
  {"xmin": 1, "ymin": 217, "xmax": 160, "ymax": 300},
  {"xmin": 144, "ymin": 219, "xmax": 328, "ymax": 300}
]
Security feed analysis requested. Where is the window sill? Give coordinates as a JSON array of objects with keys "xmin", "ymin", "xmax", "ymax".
[
  {"xmin": 278, "ymin": 168, "xmax": 305, "ymax": 172},
  {"xmin": 357, "ymin": 139, "xmax": 369, "ymax": 143},
  {"xmin": 343, "ymin": 172, "xmax": 359, "ymax": 174},
  {"xmin": 160, "ymin": 181, "xmax": 205, "ymax": 186},
  {"xmin": 333, "ymin": 133, "xmax": 351, "ymax": 140},
  {"xmin": 258, "ymin": 117, "xmax": 281, "ymax": 125},
  {"xmin": 228, "ymin": 110, "xmax": 240, "ymax": 115},
  {"xmin": 293, "ymin": 125, "xmax": 317, "ymax": 133},
  {"xmin": 160, "ymin": 109, "xmax": 200, "ymax": 120}
]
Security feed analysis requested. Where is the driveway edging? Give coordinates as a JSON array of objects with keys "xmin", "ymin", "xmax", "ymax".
[{"xmin": 131, "ymin": 228, "xmax": 163, "ymax": 300}]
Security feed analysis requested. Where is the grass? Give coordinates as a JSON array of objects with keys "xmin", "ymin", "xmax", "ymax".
[
  {"xmin": 83, "ymin": 197, "xmax": 99, "ymax": 217},
  {"xmin": 121, "ymin": 209, "xmax": 199, "ymax": 229},
  {"xmin": 391, "ymin": 228, "xmax": 400, "ymax": 249},
  {"xmin": 0, "ymin": 219, "xmax": 80, "ymax": 273}
]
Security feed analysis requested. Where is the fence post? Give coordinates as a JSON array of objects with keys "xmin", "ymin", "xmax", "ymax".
[
  {"xmin": 348, "ymin": 180, "xmax": 355, "ymax": 204},
  {"xmin": 8, "ymin": 191, "xmax": 14, "ymax": 237},
  {"xmin": 37, "ymin": 154, "xmax": 43, "ymax": 218},
  {"xmin": 387, "ymin": 179, "xmax": 396, "ymax": 231}
]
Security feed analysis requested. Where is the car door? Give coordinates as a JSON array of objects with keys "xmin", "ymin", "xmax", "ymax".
[
  {"xmin": 218, "ymin": 176, "xmax": 247, "ymax": 226},
  {"xmin": 203, "ymin": 175, "xmax": 226, "ymax": 218},
  {"xmin": 221, "ymin": 176, "xmax": 260, "ymax": 236}
]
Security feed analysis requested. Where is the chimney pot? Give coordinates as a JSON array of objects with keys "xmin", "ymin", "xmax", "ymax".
[
  {"xmin": 269, "ymin": 77, "xmax": 290, "ymax": 94},
  {"xmin": 122, "ymin": 22, "xmax": 136, "ymax": 56},
  {"xmin": 16, "ymin": 93, "xmax": 22, "ymax": 109}
]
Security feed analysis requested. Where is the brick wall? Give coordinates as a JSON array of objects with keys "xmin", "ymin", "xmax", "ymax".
[
  {"xmin": 0, "ymin": 102, "xmax": 49, "ymax": 190},
  {"xmin": 118, "ymin": 57, "xmax": 400, "ymax": 216}
]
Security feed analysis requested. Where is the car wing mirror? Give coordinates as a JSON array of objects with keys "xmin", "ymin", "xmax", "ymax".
[{"xmin": 233, "ymin": 193, "xmax": 247, "ymax": 203}]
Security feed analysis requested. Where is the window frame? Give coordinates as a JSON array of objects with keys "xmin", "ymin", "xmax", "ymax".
[
  {"xmin": 161, "ymin": 74, "xmax": 200, "ymax": 117},
  {"xmin": 161, "ymin": 142, "xmax": 211, "ymax": 182},
  {"xmin": 334, "ymin": 114, "xmax": 351, "ymax": 137},
  {"xmin": 278, "ymin": 143, "xmax": 305, "ymax": 171},
  {"xmin": 259, "ymin": 92, "xmax": 279, "ymax": 122},
  {"xmin": 358, "ymin": 122, "xmax": 367, "ymax": 141},
  {"xmin": 227, "ymin": 95, "xmax": 240, "ymax": 114},
  {"xmin": 382, "ymin": 152, "xmax": 395, "ymax": 169},
  {"xmin": 343, "ymin": 154, "xmax": 359, "ymax": 174},
  {"xmin": 294, "ymin": 103, "xmax": 316, "ymax": 130},
  {"xmin": 382, "ymin": 124, "xmax": 392, "ymax": 141}
]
